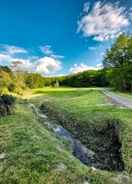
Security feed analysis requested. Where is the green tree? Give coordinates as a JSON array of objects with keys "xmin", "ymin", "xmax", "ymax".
[
  {"xmin": 25, "ymin": 73, "xmax": 45, "ymax": 88},
  {"xmin": 103, "ymin": 34, "xmax": 132, "ymax": 91},
  {"xmin": 104, "ymin": 34, "xmax": 132, "ymax": 67}
]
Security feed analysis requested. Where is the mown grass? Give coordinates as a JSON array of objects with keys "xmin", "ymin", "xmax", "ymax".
[
  {"xmin": 0, "ymin": 99, "xmax": 118, "ymax": 184},
  {"xmin": 111, "ymin": 90, "xmax": 132, "ymax": 99},
  {"xmin": 31, "ymin": 88, "xmax": 132, "ymax": 176}
]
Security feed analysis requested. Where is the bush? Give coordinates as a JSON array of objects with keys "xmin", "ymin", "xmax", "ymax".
[
  {"xmin": 106, "ymin": 65, "xmax": 132, "ymax": 91},
  {"xmin": 14, "ymin": 87, "xmax": 24, "ymax": 95},
  {"xmin": 8, "ymin": 82, "xmax": 16, "ymax": 92},
  {"xmin": 0, "ymin": 95, "xmax": 15, "ymax": 116}
]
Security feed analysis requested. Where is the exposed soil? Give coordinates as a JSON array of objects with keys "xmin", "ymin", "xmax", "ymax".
[{"xmin": 39, "ymin": 103, "xmax": 124, "ymax": 171}]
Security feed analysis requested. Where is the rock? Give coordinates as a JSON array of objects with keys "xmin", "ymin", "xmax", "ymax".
[
  {"xmin": 118, "ymin": 175, "xmax": 130, "ymax": 184},
  {"xmin": 55, "ymin": 163, "xmax": 67, "ymax": 172},
  {"xmin": 0, "ymin": 153, "xmax": 6, "ymax": 160},
  {"xmin": 73, "ymin": 140, "xmax": 95, "ymax": 165},
  {"xmin": 111, "ymin": 174, "xmax": 130, "ymax": 184},
  {"xmin": 83, "ymin": 181, "xmax": 90, "ymax": 184},
  {"xmin": 91, "ymin": 167, "xmax": 97, "ymax": 171},
  {"xmin": 38, "ymin": 113, "xmax": 47, "ymax": 119}
]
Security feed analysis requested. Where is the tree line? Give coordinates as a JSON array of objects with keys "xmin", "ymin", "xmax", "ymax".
[
  {"xmin": 0, "ymin": 66, "xmax": 62, "ymax": 94},
  {"xmin": 0, "ymin": 34, "xmax": 132, "ymax": 94}
]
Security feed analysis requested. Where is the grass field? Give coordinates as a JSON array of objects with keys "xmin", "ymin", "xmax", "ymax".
[
  {"xmin": 0, "ymin": 87, "xmax": 132, "ymax": 183},
  {"xmin": 32, "ymin": 88, "xmax": 132, "ymax": 174},
  {"xmin": 111, "ymin": 90, "xmax": 132, "ymax": 99}
]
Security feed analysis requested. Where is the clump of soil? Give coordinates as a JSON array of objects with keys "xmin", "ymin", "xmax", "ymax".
[
  {"xmin": 39, "ymin": 103, "xmax": 124, "ymax": 171},
  {"xmin": 88, "ymin": 121, "xmax": 124, "ymax": 171}
]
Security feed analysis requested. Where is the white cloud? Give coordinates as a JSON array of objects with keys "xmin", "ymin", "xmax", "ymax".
[
  {"xmin": 0, "ymin": 44, "xmax": 29, "ymax": 67},
  {"xmin": 70, "ymin": 63, "xmax": 103, "ymax": 74},
  {"xmin": 78, "ymin": 1, "xmax": 131, "ymax": 41},
  {"xmin": 0, "ymin": 54, "xmax": 62, "ymax": 75},
  {"xmin": 0, "ymin": 45, "xmax": 32, "ymax": 72},
  {"xmin": 40, "ymin": 45, "xmax": 53, "ymax": 55},
  {"xmin": 0, "ymin": 44, "xmax": 27, "ymax": 55},
  {"xmin": 11, "ymin": 59, "xmax": 35, "ymax": 72},
  {"xmin": 0, "ymin": 53, "xmax": 13, "ymax": 65},
  {"xmin": 0, "ymin": 53, "xmax": 35, "ymax": 73},
  {"xmin": 96, "ymin": 63, "xmax": 103, "ymax": 69},
  {"xmin": 0, "ymin": 44, "xmax": 63, "ymax": 76},
  {"xmin": 51, "ymin": 54, "xmax": 64, "ymax": 59},
  {"xmin": 40, "ymin": 45, "xmax": 64, "ymax": 59},
  {"xmin": 35, "ymin": 56, "xmax": 62, "ymax": 75},
  {"xmin": 9, "ymin": 56, "xmax": 62, "ymax": 75}
]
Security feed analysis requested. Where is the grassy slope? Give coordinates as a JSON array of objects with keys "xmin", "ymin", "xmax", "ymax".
[
  {"xmin": 0, "ymin": 99, "xmax": 116, "ymax": 184},
  {"xmin": 31, "ymin": 88, "xmax": 132, "ymax": 175}
]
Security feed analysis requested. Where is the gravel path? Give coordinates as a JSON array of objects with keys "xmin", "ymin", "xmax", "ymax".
[{"xmin": 103, "ymin": 90, "xmax": 132, "ymax": 109}]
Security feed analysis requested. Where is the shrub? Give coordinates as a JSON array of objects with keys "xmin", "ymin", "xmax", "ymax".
[
  {"xmin": 0, "ymin": 95, "xmax": 15, "ymax": 116},
  {"xmin": 8, "ymin": 82, "xmax": 16, "ymax": 92}
]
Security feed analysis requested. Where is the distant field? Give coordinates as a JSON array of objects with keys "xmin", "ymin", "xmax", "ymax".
[{"xmin": 32, "ymin": 87, "xmax": 132, "ymax": 123}]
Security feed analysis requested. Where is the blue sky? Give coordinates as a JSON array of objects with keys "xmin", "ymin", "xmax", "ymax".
[{"xmin": 0, "ymin": 0, "xmax": 132, "ymax": 75}]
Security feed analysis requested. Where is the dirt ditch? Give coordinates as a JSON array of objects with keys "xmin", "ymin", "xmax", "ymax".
[{"xmin": 39, "ymin": 103, "xmax": 124, "ymax": 171}]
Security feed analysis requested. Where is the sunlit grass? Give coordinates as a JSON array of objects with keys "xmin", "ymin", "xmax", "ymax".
[
  {"xmin": 1, "ymin": 88, "xmax": 132, "ymax": 183},
  {"xmin": 31, "ymin": 87, "xmax": 132, "ymax": 175},
  {"xmin": 112, "ymin": 90, "xmax": 132, "ymax": 99}
]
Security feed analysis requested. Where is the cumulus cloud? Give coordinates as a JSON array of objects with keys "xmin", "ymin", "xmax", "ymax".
[
  {"xmin": 35, "ymin": 56, "xmax": 61, "ymax": 75},
  {"xmin": 0, "ymin": 53, "xmax": 13, "ymax": 65},
  {"xmin": 40, "ymin": 45, "xmax": 64, "ymax": 59},
  {"xmin": 0, "ymin": 44, "xmax": 63, "ymax": 76},
  {"xmin": 11, "ymin": 59, "xmax": 35, "ymax": 72},
  {"xmin": 0, "ymin": 44, "xmax": 30, "ymax": 70},
  {"xmin": 70, "ymin": 63, "xmax": 103, "ymax": 74},
  {"xmin": 10, "ymin": 56, "xmax": 62, "ymax": 75},
  {"xmin": 78, "ymin": 1, "xmax": 131, "ymax": 41}
]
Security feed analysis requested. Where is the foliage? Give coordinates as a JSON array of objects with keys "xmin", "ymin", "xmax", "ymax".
[
  {"xmin": 59, "ymin": 69, "xmax": 109, "ymax": 87},
  {"xmin": 106, "ymin": 65, "xmax": 132, "ymax": 91},
  {"xmin": 25, "ymin": 73, "xmax": 45, "ymax": 88},
  {"xmin": 103, "ymin": 34, "xmax": 132, "ymax": 67},
  {"xmin": 0, "ymin": 66, "xmax": 61, "ymax": 94},
  {"xmin": 0, "ymin": 66, "xmax": 26, "ymax": 95},
  {"xmin": 0, "ymin": 66, "xmax": 13, "ymax": 93},
  {"xmin": 103, "ymin": 34, "xmax": 132, "ymax": 91}
]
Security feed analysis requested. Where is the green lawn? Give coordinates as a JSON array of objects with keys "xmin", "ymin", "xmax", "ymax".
[
  {"xmin": 0, "ymin": 98, "xmax": 118, "ymax": 184},
  {"xmin": 111, "ymin": 90, "xmax": 132, "ymax": 99},
  {"xmin": 32, "ymin": 88, "xmax": 132, "ymax": 175},
  {"xmin": 1, "ymin": 88, "xmax": 132, "ymax": 183}
]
